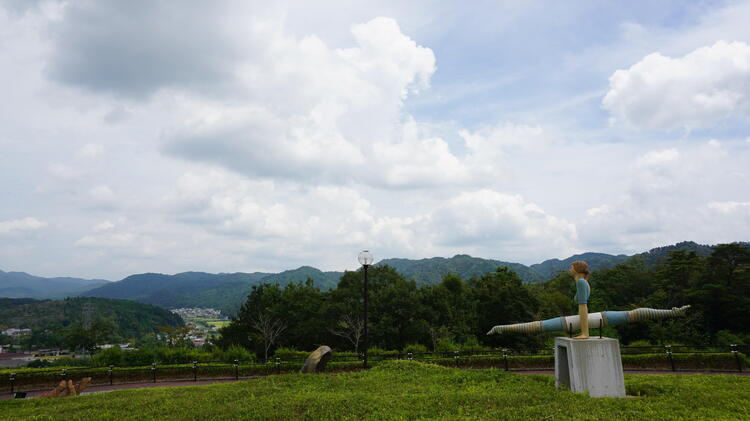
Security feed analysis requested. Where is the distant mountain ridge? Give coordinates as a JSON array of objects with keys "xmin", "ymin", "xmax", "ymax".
[
  {"xmin": 4, "ymin": 241, "xmax": 746, "ymax": 315},
  {"xmin": 81, "ymin": 267, "xmax": 343, "ymax": 315},
  {"xmin": 0, "ymin": 269, "xmax": 108, "ymax": 300}
]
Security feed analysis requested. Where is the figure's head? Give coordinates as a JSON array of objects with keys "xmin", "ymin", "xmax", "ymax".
[{"xmin": 569, "ymin": 261, "xmax": 590, "ymax": 279}]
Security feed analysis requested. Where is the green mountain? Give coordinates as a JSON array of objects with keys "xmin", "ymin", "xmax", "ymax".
[
  {"xmin": 0, "ymin": 297, "xmax": 183, "ymax": 343},
  {"xmin": 377, "ymin": 255, "xmax": 542, "ymax": 284},
  {"xmin": 529, "ymin": 252, "xmax": 630, "ymax": 280},
  {"xmin": 82, "ymin": 272, "xmax": 269, "ymax": 315},
  {"xmin": 262, "ymin": 266, "xmax": 343, "ymax": 290},
  {"xmin": 81, "ymin": 268, "xmax": 343, "ymax": 315},
  {"xmin": 0, "ymin": 269, "xmax": 108, "ymax": 299},
  {"xmin": 629, "ymin": 241, "xmax": 716, "ymax": 267},
  {"xmin": 9, "ymin": 240, "xmax": 745, "ymax": 317}
]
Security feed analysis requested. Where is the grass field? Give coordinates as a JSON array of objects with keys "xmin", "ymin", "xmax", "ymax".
[{"xmin": 2, "ymin": 361, "xmax": 748, "ymax": 420}]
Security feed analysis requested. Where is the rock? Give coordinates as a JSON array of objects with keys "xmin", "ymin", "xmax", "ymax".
[{"xmin": 300, "ymin": 346, "xmax": 332, "ymax": 373}]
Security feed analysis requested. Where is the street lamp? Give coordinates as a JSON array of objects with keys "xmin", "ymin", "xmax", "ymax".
[{"xmin": 358, "ymin": 250, "xmax": 373, "ymax": 369}]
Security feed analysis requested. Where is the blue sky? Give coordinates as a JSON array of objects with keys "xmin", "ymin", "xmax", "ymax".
[{"xmin": 1, "ymin": 1, "xmax": 749, "ymax": 280}]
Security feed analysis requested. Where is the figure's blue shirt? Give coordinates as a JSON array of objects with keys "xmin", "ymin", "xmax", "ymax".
[{"xmin": 574, "ymin": 277, "xmax": 590, "ymax": 304}]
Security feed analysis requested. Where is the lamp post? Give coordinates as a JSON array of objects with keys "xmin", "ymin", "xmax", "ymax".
[{"xmin": 358, "ymin": 250, "xmax": 373, "ymax": 369}]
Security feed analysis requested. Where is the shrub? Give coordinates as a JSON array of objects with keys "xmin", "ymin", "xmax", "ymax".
[
  {"xmin": 273, "ymin": 347, "xmax": 308, "ymax": 360},
  {"xmin": 93, "ymin": 347, "xmax": 125, "ymax": 366},
  {"xmin": 460, "ymin": 336, "xmax": 489, "ymax": 351},
  {"xmin": 402, "ymin": 344, "xmax": 429, "ymax": 354},
  {"xmin": 218, "ymin": 345, "xmax": 254, "ymax": 362},
  {"xmin": 435, "ymin": 338, "xmax": 459, "ymax": 353}
]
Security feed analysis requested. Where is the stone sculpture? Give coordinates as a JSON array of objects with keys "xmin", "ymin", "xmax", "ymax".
[
  {"xmin": 39, "ymin": 377, "xmax": 92, "ymax": 398},
  {"xmin": 300, "ymin": 345, "xmax": 332, "ymax": 373}
]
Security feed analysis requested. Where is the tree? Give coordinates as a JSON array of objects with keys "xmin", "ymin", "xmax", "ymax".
[
  {"xmin": 327, "ymin": 313, "xmax": 364, "ymax": 353},
  {"xmin": 65, "ymin": 319, "xmax": 114, "ymax": 355},
  {"xmin": 251, "ymin": 313, "xmax": 286, "ymax": 361},
  {"xmin": 469, "ymin": 266, "xmax": 538, "ymax": 348},
  {"xmin": 156, "ymin": 325, "xmax": 193, "ymax": 348}
]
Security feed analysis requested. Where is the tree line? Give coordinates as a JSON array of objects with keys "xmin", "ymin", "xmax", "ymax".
[{"xmin": 217, "ymin": 243, "xmax": 750, "ymax": 357}]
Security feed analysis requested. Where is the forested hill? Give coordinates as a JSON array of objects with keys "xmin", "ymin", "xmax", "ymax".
[
  {"xmin": 8, "ymin": 241, "xmax": 744, "ymax": 317},
  {"xmin": 0, "ymin": 269, "xmax": 108, "ymax": 299},
  {"xmin": 81, "ymin": 268, "xmax": 343, "ymax": 315},
  {"xmin": 0, "ymin": 297, "xmax": 183, "ymax": 346},
  {"xmin": 528, "ymin": 252, "xmax": 629, "ymax": 280},
  {"xmin": 377, "ymin": 255, "xmax": 542, "ymax": 284}
]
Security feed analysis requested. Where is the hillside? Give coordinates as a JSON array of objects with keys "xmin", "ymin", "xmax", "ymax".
[
  {"xmin": 0, "ymin": 297, "xmax": 183, "ymax": 344},
  {"xmin": 81, "ymin": 268, "xmax": 342, "ymax": 315},
  {"xmin": 529, "ymin": 252, "xmax": 630, "ymax": 280},
  {"xmin": 0, "ymin": 270, "xmax": 108, "ymax": 299},
  {"xmin": 377, "ymin": 255, "xmax": 542, "ymax": 284},
  {"xmin": 262, "ymin": 266, "xmax": 343, "ymax": 290},
  {"xmin": 630, "ymin": 241, "xmax": 716, "ymax": 266},
  {"xmin": 8, "ymin": 241, "xmax": 745, "ymax": 316}
]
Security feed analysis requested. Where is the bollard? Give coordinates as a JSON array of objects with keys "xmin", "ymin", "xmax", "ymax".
[
  {"xmin": 454, "ymin": 350, "xmax": 459, "ymax": 367},
  {"xmin": 502, "ymin": 349, "xmax": 509, "ymax": 372},
  {"xmin": 408, "ymin": 352, "xmax": 413, "ymax": 361},
  {"xmin": 234, "ymin": 359, "xmax": 239, "ymax": 380},
  {"xmin": 193, "ymin": 361, "xmax": 198, "ymax": 382},
  {"xmin": 731, "ymin": 344, "xmax": 743, "ymax": 373},
  {"xmin": 665, "ymin": 345, "xmax": 675, "ymax": 372},
  {"xmin": 599, "ymin": 319, "xmax": 603, "ymax": 339},
  {"xmin": 108, "ymin": 365, "xmax": 114, "ymax": 386},
  {"xmin": 568, "ymin": 323, "xmax": 573, "ymax": 338},
  {"xmin": 61, "ymin": 368, "xmax": 67, "ymax": 381},
  {"xmin": 9, "ymin": 373, "xmax": 14, "ymax": 395},
  {"xmin": 275, "ymin": 358, "xmax": 281, "ymax": 374},
  {"xmin": 152, "ymin": 362, "xmax": 157, "ymax": 383}
]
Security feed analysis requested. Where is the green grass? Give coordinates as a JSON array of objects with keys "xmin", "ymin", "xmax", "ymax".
[{"xmin": 2, "ymin": 361, "xmax": 749, "ymax": 420}]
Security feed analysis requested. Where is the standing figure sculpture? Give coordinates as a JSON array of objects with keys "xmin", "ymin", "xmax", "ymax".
[
  {"xmin": 571, "ymin": 261, "xmax": 590, "ymax": 339},
  {"xmin": 487, "ymin": 260, "xmax": 690, "ymax": 337}
]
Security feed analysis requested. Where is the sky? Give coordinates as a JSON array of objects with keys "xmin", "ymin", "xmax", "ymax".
[{"xmin": 1, "ymin": 0, "xmax": 749, "ymax": 280}]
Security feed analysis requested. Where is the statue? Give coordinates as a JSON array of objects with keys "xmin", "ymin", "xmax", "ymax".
[
  {"xmin": 571, "ymin": 261, "xmax": 590, "ymax": 338},
  {"xmin": 39, "ymin": 377, "xmax": 92, "ymax": 398},
  {"xmin": 487, "ymin": 261, "xmax": 690, "ymax": 337}
]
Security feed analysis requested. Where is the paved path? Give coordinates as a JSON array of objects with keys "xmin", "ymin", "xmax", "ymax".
[{"xmin": 2, "ymin": 378, "xmax": 252, "ymax": 400}]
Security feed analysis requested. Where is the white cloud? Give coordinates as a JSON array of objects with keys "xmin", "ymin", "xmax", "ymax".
[
  {"xmin": 603, "ymin": 41, "xmax": 750, "ymax": 131},
  {"xmin": 635, "ymin": 148, "xmax": 679, "ymax": 167},
  {"xmin": 0, "ymin": 217, "xmax": 47, "ymax": 235},
  {"xmin": 3, "ymin": 1, "xmax": 750, "ymax": 279},
  {"xmin": 76, "ymin": 143, "xmax": 103, "ymax": 158},
  {"xmin": 427, "ymin": 190, "xmax": 578, "ymax": 260},
  {"xmin": 163, "ymin": 16, "xmax": 453, "ymax": 188},
  {"xmin": 708, "ymin": 201, "xmax": 750, "ymax": 214},
  {"xmin": 579, "ymin": 140, "xmax": 750, "ymax": 252}
]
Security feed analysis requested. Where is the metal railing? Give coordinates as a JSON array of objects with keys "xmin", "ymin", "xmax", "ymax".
[{"xmin": 3, "ymin": 343, "xmax": 747, "ymax": 397}]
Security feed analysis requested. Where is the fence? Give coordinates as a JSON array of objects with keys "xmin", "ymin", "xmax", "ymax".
[{"xmin": 3, "ymin": 344, "xmax": 747, "ymax": 396}]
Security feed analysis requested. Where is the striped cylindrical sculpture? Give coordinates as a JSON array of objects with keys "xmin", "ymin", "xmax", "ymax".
[{"xmin": 487, "ymin": 305, "xmax": 690, "ymax": 335}]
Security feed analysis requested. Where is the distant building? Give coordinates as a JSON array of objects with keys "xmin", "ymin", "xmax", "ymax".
[
  {"xmin": 99, "ymin": 343, "xmax": 133, "ymax": 350},
  {"xmin": 171, "ymin": 307, "xmax": 226, "ymax": 319},
  {"xmin": 2, "ymin": 328, "xmax": 32, "ymax": 337},
  {"xmin": 0, "ymin": 352, "xmax": 34, "ymax": 368}
]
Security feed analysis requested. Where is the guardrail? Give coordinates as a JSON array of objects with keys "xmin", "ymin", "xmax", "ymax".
[{"xmin": 3, "ymin": 344, "xmax": 747, "ymax": 397}]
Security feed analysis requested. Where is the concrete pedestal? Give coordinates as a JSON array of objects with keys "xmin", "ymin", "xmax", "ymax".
[{"xmin": 555, "ymin": 337, "xmax": 625, "ymax": 398}]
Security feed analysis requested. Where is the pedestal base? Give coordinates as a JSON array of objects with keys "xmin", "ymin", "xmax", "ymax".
[{"xmin": 555, "ymin": 337, "xmax": 625, "ymax": 398}]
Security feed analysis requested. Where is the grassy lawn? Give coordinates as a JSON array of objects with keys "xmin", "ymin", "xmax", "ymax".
[{"xmin": 2, "ymin": 360, "xmax": 748, "ymax": 420}]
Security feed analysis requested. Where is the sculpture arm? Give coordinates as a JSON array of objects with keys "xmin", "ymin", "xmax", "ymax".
[{"xmin": 487, "ymin": 305, "xmax": 690, "ymax": 335}]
